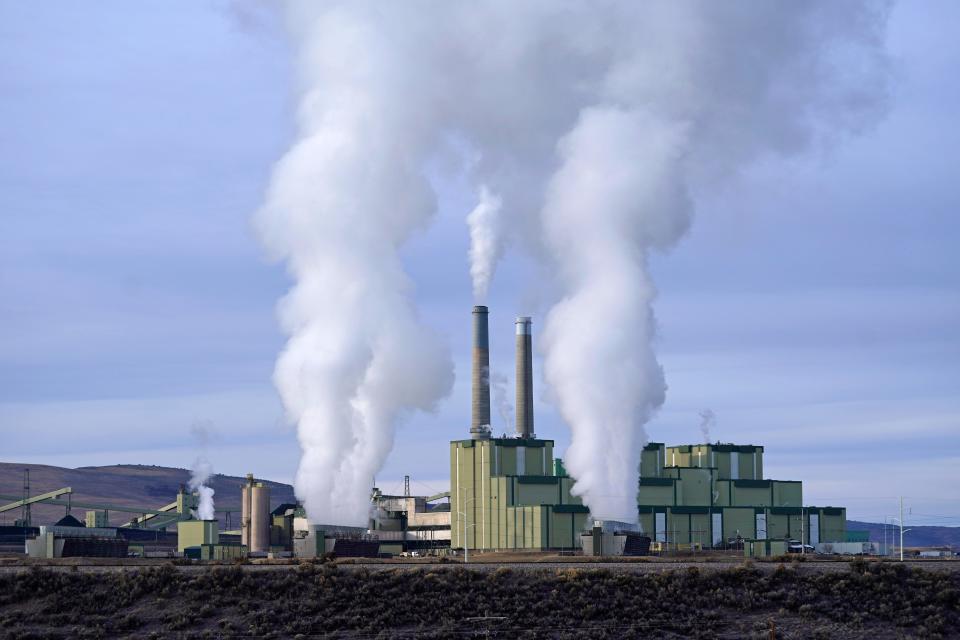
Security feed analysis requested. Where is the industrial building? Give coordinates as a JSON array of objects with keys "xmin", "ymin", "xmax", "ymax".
[
  {"xmin": 448, "ymin": 305, "xmax": 850, "ymax": 555},
  {"xmin": 369, "ymin": 485, "xmax": 451, "ymax": 555},
  {"xmin": 2, "ymin": 304, "xmax": 857, "ymax": 560},
  {"xmin": 0, "ymin": 478, "xmax": 256, "ymax": 559},
  {"xmin": 450, "ymin": 307, "xmax": 590, "ymax": 551},
  {"xmin": 25, "ymin": 522, "xmax": 128, "ymax": 559},
  {"xmin": 637, "ymin": 442, "xmax": 847, "ymax": 549}
]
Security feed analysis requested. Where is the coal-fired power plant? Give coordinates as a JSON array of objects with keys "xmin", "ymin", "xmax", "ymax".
[
  {"xmin": 8, "ymin": 302, "xmax": 855, "ymax": 562},
  {"xmin": 515, "ymin": 316, "xmax": 534, "ymax": 438},
  {"xmin": 470, "ymin": 305, "xmax": 492, "ymax": 440}
]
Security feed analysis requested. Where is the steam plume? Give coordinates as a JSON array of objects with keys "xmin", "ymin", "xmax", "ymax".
[
  {"xmin": 257, "ymin": 3, "xmax": 454, "ymax": 525},
  {"xmin": 467, "ymin": 186, "xmax": 504, "ymax": 301},
  {"xmin": 189, "ymin": 458, "xmax": 215, "ymax": 521},
  {"xmin": 265, "ymin": 1, "xmax": 890, "ymax": 524},
  {"xmin": 699, "ymin": 409, "xmax": 716, "ymax": 444}
]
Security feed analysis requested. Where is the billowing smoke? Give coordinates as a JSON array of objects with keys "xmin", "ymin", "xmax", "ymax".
[
  {"xmin": 699, "ymin": 409, "xmax": 716, "ymax": 444},
  {"xmin": 264, "ymin": 1, "xmax": 890, "ymax": 524},
  {"xmin": 467, "ymin": 186, "xmax": 504, "ymax": 302},
  {"xmin": 256, "ymin": 3, "xmax": 455, "ymax": 525},
  {"xmin": 189, "ymin": 458, "xmax": 215, "ymax": 521}
]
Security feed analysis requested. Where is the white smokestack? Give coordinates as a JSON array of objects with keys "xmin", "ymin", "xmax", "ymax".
[
  {"xmin": 189, "ymin": 457, "xmax": 215, "ymax": 521},
  {"xmin": 264, "ymin": 1, "xmax": 890, "ymax": 525}
]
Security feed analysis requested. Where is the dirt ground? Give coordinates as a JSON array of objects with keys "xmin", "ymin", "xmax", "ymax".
[{"xmin": 1, "ymin": 558, "xmax": 958, "ymax": 639}]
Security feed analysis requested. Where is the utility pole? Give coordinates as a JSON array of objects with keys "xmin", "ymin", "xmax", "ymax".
[
  {"xmin": 899, "ymin": 496, "xmax": 904, "ymax": 562},
  {"xmin": 800, "ymin": 507, "xmax": 805, "ymax": 555},
  {"xmin": 457, "ymin": 487, "xmax": 476, "ymax": 564},
  {"xmin": 21, "ymin": 469, "xmax": 31, "ymax": 527}
]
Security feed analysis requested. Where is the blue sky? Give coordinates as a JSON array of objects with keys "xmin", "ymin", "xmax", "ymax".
[{"xmin": 1, "ymin": 1, "xmax": 957, "ymax": 525}]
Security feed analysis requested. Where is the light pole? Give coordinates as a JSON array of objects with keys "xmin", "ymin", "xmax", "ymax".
[
  {"xmin": 800, "ymin": 506, "xmax": 806, "ymax": 555},
  {"xmin": 900, "ymin": 496, "xmax": 904, "ymax": 562},
  {"xmin": 884, "ymin": 515, "xmax": 899, "ymax": 557},
  {"xmin": 456, "ymin": 487, "xmax": 478, "ymax": 563},
  {"xmin": 888, "ymin": 501, "xmax": 911, "ymax": 562}
]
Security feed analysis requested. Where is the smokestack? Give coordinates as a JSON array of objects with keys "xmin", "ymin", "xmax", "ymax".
[
  {"xmin": 515, "ymin": 316, "xmax": 534, "ymax": 439},
  {"xmin": 470, "ymin": 306, "xmax": 491, "ymax": 439}
]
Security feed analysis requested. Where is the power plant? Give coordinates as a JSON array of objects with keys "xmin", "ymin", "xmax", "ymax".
[{"xmin": 1, "ymin": 304, "xmax": 860, "ymax": 560}]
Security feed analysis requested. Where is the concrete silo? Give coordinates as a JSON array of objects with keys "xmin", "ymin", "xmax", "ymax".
[{"xmin": 241, "ymin": 474, "xmax": 270, "ymax": 553}]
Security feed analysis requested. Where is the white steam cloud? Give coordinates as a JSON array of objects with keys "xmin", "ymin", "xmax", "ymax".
[
  {"xmin": 264, "ymin": 1, "xmax": 890, "ymax": 524},
  {"xmin": 467, "ymin": 186, "xmax": 504, "ymax": 302},
  {"xmin": 256, "ymin": 3, "xmax": 455, "ymax": 525},
  {"xmin": 189, "ymin": 458, "xmax": 215, "ymax": 521}
]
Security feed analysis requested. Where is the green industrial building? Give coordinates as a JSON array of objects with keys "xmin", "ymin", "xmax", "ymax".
[
  {"xmin": 638, "ymin": 442, "xmax": 846, "ymax": 549},
  {"xmin": 450, "ymin": 437, "xmax": 589, "ymax": 551}
]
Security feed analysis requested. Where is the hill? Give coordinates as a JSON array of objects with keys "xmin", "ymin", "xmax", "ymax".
[
  {"xmin": 0, "ymin": 462, "xmax": 296, "ymax": 528},
  {"xmin": 848, "ymin": 519, "xmax": 960, "ymax": 548}
]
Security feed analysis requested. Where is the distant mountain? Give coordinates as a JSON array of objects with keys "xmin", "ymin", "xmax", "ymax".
[
  {"xmin": 842, "ymin": 520, "xmax": 959, "ymax": 549},
  {"xmin": 0, "ymin": 462, "xmax": 296, "ymax": 528}
]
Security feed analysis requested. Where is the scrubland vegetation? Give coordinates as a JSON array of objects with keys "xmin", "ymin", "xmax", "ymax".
[{"xmin": 0, "ymin": 559, "xmax": 957, "ymax": 639}]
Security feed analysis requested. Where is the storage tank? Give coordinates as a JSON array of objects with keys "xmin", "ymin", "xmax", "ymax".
[{"xmin": 241, "ymin": 474, "xmax": 270, "ymax": 553}]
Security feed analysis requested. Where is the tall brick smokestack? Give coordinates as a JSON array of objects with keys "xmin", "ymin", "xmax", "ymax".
[
  {"xmin": 470, "ymin": 306, "xmax": 491, "ymax": 439},
  {"xmin": 515, "ymin": 316, "xmax": 534, "ymax": 438}
]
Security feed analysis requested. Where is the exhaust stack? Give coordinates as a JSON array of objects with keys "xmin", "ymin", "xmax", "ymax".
[
  {"xmin": 470, "ymin": 306, "xmax": 491, "ymax": 439},
  {"xmin": 515, "ymin": 316, "xmax": 534, "ymax": 438}
]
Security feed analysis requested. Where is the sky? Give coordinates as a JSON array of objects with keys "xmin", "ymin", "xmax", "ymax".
[{"xmin": 0, "ymin": 1, "xmax": 957, "ymax": 526}]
